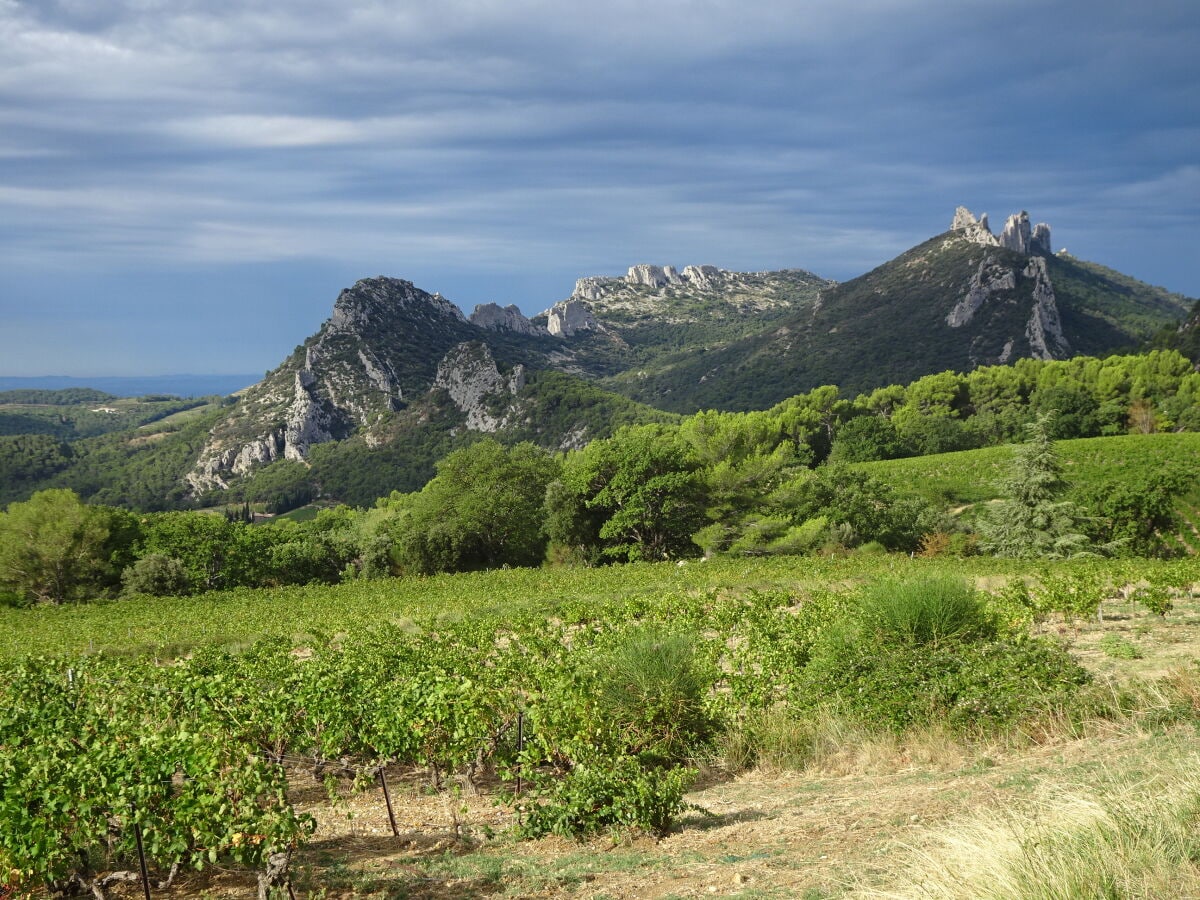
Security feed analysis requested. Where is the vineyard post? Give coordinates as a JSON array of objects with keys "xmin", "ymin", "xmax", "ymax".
[
  {"xmin": 377, "ymin": 766, "xmax": 400, "ymax": 837},
  {"xmin": 515, "ymin": 710, "xmax": 525, "ymax": 797},
  {"xmin": 129, "ymin": 803, "xmax": 152, "ymax": 900}
]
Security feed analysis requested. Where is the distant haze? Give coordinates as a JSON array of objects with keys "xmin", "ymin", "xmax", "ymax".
[{"xmin": 0, "ymin": 375, "xmax": 260, "ymax": 398}]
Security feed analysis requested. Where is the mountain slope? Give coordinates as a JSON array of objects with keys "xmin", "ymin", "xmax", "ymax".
[
  {"xmin": 594, "ymin": 209, "xmax": 1193, "ymax": 409},
  {"xmin": 6, "ymin": 207, "xmax": 1190, "ymax": 510}
]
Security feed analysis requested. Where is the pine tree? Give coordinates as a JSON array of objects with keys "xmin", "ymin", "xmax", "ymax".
[{"xmin": 977, "ymin": 414, "xmax": 1099, "ymax": 559}]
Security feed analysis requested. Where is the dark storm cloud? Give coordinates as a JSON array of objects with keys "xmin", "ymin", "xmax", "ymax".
[{"xmin": 0, "ymin": 0, "xmax": 1196, "ymax": 374}]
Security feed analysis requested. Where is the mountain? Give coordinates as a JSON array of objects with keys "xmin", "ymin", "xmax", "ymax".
[
  {"xmin": 594, "ymin": 208, "xmax": 1193, "ymax": 409},
  {"xmin": 183, "ymin": 208, "xmax": 1193, "ymax": 499},
  {"xmin": 3, "ymin": 206, "xmax": 1192, "ymax": 510},
  {"xmin": 185, "ymin": 277, "xmax": 677, "ymax": 497}
]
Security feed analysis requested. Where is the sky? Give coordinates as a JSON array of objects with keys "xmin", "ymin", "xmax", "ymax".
[{"xmin": 1, "ymin": 0, "xmax": 1197, "ymax": 377}]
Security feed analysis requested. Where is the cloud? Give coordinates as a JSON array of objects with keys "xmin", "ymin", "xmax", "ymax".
[{"xmin": 1, "ymin": 0, "xmax": 1197, "ymax": 375}]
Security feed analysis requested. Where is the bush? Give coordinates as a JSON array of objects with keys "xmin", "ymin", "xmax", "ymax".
[
  {"xmin": 854, "ymin": 576, "xmax": 994, "ymax": 647},
  {"xmin": 1099, "ymin": 634, "xmax": 1142, "ymax": 660},
  {"xmin": 593, "ymin": 627, "xmax": 717, "ymax": 765},
  {"xmin": 797, "ymin": 576, "xmax": 1089, "ymax": 733},
  {"xmin": 801, "ymin": 636, "xmax": 1090, "ymax": 733},
  {"xmin": 517, "ymin": 757, "xmax": 694, "ymax": 839},
  {"xmin": 120, "ymin": 553, "xmax": 190, "ymax": 597}
]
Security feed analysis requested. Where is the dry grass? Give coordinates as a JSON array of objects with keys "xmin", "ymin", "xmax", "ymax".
[{"xmin": 861, "ymin": 769, "xmax": 1200, "ymax": 899}]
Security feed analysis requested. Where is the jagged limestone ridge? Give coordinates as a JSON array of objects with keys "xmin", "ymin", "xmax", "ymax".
[{"xmin": 186, "ymin": 277, "xmax": 474, "ymax": 493}]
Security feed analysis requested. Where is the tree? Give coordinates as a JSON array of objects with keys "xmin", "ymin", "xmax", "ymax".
[
  {"xmin": 976, "ymin": 415, "xmax": 1099, "ymax": 559},
  {"xmin": 0, "ymin": 489, "xmax": 112, "ymax": 604},
  {"xmin": 549, "ymin": 425, "xmax": 706, "ymax": 562},
  {"xmin": 391, "ymin": 440, "xmax": 560, "ymax": 574},
  {"xmin": 829, "ymin": 415, "xmax": 908, "ymax": 463}
]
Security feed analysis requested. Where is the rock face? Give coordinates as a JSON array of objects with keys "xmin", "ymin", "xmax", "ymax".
[
  {"xmin": 433, "ymin": 341, "xmax": 524, "ymax": 433},
  {"xmin": 946, "ymin": 255, "xmax": 1017, "ymax": 327},
  {"xmin": 953, "ymin": 206, "xmax": 1053, "ymax": 257},
  {"xmin": 1031, "ymin": 223, "xmax": 1052, "ymax": 256},
  {"xmin": 572, "ymin": 277, "xmax": 613, "ymax": 301},
  {"xmin": 682, "ymin": 264, "xmax": 722, "ymax": 288},
  {"xmin": 951, "ymin": 206, "xmax": 977, "ymax": 230},
  {"xmin": 626, "ymin": 264, "xmax": 685, "ymax": 287},
  {"xmin": 1023, "ymin": 256, "xmax": 1070, "ymax": 359},
  {"xmin": 186, "ymin": 276, "xmax": 475, "ymax": 492},
  {"xmin": 999, "ymin": 212, "xmax": 1033, "ymax": 255},
  {"xmin": 546, "ymin": 299, "xmax": 598, "ymax": 337},
  {"xmin": 469, "ymin": 303, "xmax": 545, "ymax": 336},
  {"xmin": 949, "ymin": 206, "xmax": 999, "ymax": 247}
]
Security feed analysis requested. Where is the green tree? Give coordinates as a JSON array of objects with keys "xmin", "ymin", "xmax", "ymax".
[
  {"xmin": 829, "ymin": 415, "xmax": 908, "ymax": 463},
  {"xmin": 549, "ymin": 425, "xmax": 706, "ymax": 562},
  {"xmin": 0, "ymin": 489, "xmax": 113, "ymax": 604},
  {"xmin": 392, "ymin": 439, "xmax": 560, "ymax": 574},
  {"xmin": 976, "ymin": 415, "xmax": 1099, "ymax": 559}
]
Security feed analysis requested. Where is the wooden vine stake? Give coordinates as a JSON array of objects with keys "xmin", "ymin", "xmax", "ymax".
[
  {"xmin": 378, "ymin": 766, "xmax": 400, "ymax": 837},
  {"xmin": 130, "ymin": 803, "xmax": 152, "ymax": 900}
]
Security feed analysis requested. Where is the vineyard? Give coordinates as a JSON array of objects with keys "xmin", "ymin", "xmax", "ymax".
[{"xmin": 3, "ymin": 554, "xmax": 1198, "ymax": 897}]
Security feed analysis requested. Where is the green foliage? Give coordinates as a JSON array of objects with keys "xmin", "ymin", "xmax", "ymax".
[
  {"xmin": 120, "ymin": 553, "xmax": 190, "ymax": 597},
  {"xmin": 977, "ymin": 416, "xmax": 1101, "ymax": 559},
  {"xmin": 552, "ymin": 425, "xmax": 707, "ymax": 562},
  {"xmin": 1099, "ymin": 633, "xmax": 1142, "ymax": 659},
  {"xmin": 829, "ymin": 415, "xmax": 907, "ymax": 463},
  {"xmin": 0, "ymin": 489, "xmax": 116, "ymax": 604},
  {"xmin": 390, "ymin": 439, "xmax": 560, "ymax": 574},
  {"xmin": 592, "ymin": 627, "xmax": 717, "ymax": 764},
  {"xmin": 853, "ymin": 575, "xmax": 994, "ymax": 647},
  {"xmin": 800, "ymin": 576, "xmax": 1089, "ymax": 733},
  {"xmin": 0, "ymin": 656, "xmax": 314, "ymax": 896},
  {"xmin": 517, "ymin": 758, "xmax": 694, "ymax": 840}
]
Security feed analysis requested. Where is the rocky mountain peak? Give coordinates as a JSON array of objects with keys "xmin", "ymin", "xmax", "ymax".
[
  {"xmin": 546, "ymin": 299, "xmax": 599, "ymax": 337},
  {"xmin": 329, "ymin": 276, "xmax": 466, "ymax": 333},
  {"xmin": 953, "ymin": 207, "xmax": 1052, "ymax": 257},
  {"xmin": 469, "ymin": 303, "xmax": 546, "ymax": 336},
  {"xmin": 949, "ymin": 206, "xmax": 998, "ymax": 247},
  {"xmin": 999, "ymin": 212, "xmax": 1033, "ymax": 254},
  {"xmin": 1031, "ymin": 222, "xmax": 1052, "ymax": 256}
]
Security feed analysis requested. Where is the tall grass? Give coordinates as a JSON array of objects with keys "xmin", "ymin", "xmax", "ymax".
[
  {"xmin": 854, "ymin": 575, "xmax": 994, "ymax": 646},
  {"xmin": 867, "ymin": 772, "xmax": 1200, "ymax": 899}
]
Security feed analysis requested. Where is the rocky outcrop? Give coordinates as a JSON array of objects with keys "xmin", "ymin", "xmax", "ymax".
[
  {"xmin": 1023, "ymin": 256, "xmax": 1070, "ymax": 359},
  {"xmin": 185, "ymin": 367, "xmax": 340, "ymax": 492},
  {"xmin": 951, "ymin": 206, "xmax": 977, "ymax": 230},
  {"xmin": 1031, "ymin": 223, "xmax": 1052, "ymax": 256},
  {"xmin": 546, "ymin": 299, "xmax": 598, "ymax": 337},
  {"xmin": 469, "ymin": 303, "xmax": 545, "ymax": 336},
  {"xmin": 572, "ymin": 277, "xmax": 614, "ymax": 301},
  {"xmin": 682, "ymin": 264, "xmax": 722, "ymax": 287},
  {"xmin": 949, "ymin": 206, "xmax": 998, "ymax": 247},
  {"xmin": 954, "ymin": 208, "xmax": 1053, "ymax": 257},
  {"xmin": 946, "ymin": 255, "xmax": 1016, "ymax": 327},
  {"xmin": 999, "ymin": 212, "xmax": 1033, "ymax": 255},
  {"xmin": 626, "ymin": 264, "xmax": 684, "ymax": 287},
  {"xmin": 433, "ymin": 341, "xmax": 524, "ymax": 433}
]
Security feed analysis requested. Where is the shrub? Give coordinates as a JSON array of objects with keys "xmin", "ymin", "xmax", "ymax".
[
  {"xmin": 854, "ymin": 576, "xmax": 994, "ymax": 647},
  {"xmin": 1099, "ymin": 634, "xmax": 1142, "ymax": 660},
  {"xmin": 120, "ymin": 553, "xmax": 190, "ymax": 597},
  {"xmin": 593, "ymin": 627, "xmax": 717, "ymax": 765},
  {"xmin": 801, "ymin": 636, "xmax": 1090, "ymax": 734},
  {"xmin": 517, "ymin": 757, "xmax": 694, "ymax": 839},
  {"xmin": 796, "ymin": 576, "xmax": 1089, "ymax": 734}
]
